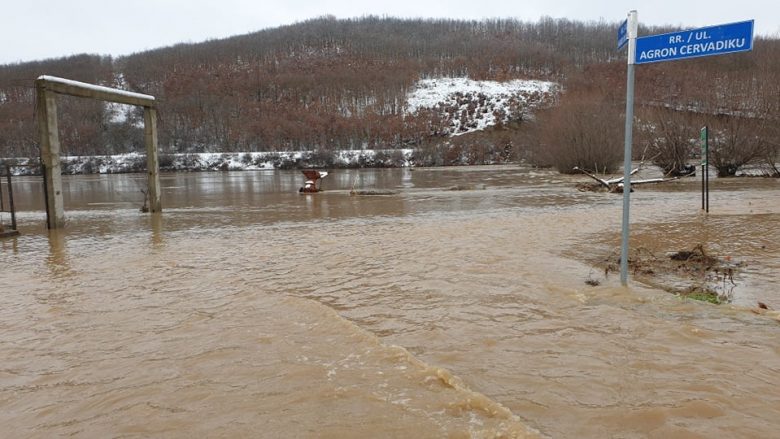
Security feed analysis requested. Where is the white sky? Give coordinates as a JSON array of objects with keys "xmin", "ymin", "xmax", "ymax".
[{"xmin": 1, "ymin": 0, "xmax": 778, "ymax": 65}]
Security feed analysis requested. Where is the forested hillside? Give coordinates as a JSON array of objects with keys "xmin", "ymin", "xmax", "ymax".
[{"xmin": 1, "ymin": 16, "xmax": 778, "ymax": 172}]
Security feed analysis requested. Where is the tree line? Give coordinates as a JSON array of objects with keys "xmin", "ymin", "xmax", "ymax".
[
  {"xmin": 0, "ymin": 16, "xmax": 777, "ymax": 175},
  {"xmin": 521, "ymin": 34, "xmax": 779, "ymax": 177}
]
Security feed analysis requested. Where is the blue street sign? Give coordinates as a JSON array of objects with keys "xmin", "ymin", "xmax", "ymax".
[
  {"xmin": 617, "ymin": 19, "xmax": 628, "ymax": 50},
  {"xmin": 635, "ymin": 20, "xmax": 753, "ymax": 64}
]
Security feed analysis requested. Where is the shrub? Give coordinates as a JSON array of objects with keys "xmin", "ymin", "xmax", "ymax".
[
  {"xmin": 158, "ymin": 154, "xmax": 175, "ymax": 170},
  {"xmin": 639, "ymin": 108, "xmax": 698, "ymax": 176},
  {"xmin": 534, "ymin": 94, "xmax": 623, "ymax": 174},
  {"xmin": 707, "ymin": 115, "xmax": 766, "ymax": 177}
]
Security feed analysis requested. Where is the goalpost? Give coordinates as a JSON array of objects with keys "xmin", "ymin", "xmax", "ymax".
[{"xmin": 35, "ymin": 75, "xmax": 161, "ymax": 229}]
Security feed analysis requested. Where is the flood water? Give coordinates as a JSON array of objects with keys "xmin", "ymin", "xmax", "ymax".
[{"xmin": 2, "ymin": 166, "xmax": 779, "ymax": 438}]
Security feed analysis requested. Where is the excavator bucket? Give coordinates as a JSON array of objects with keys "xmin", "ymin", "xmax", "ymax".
[{"xmin": 299, "ymin": 169, "xmax": 329, "ymax": 193}]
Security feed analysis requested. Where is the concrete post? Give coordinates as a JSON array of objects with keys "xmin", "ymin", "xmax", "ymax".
[
  {"xmin": 36, "ymin": 82, "xmax": 65, "ymax": 229},
  {"xmin": 144, "ymin": 107, "xmax": 162, "ymax": 212}
]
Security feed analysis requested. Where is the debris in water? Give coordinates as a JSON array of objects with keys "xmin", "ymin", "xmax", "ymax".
[
  {"xmin": 447, "ymin": 184, "xmax": 486, "ymax": 191},
  {"xmin": 140, "ymin": 189, "xmax": 149, "ymax": 213},
  {"xmin": 350, "ymin": 189, "xmax": 397, "ymax": 196},
  {"xmin": 573, "ymin": 165, "xmax": 693, "ymax": 194},
  {"xmin": 601, "ymin": 244, "xmax": 742, "ymax": 304},
  {"xmin": 585, "ymin": 278, "xmax": 600, "ymax": 287}
]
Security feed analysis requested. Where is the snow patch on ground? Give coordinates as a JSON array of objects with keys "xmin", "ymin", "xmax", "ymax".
[
  {"xmin": 406, "ymin": 77, "xmax": 558, "ymax": 136},
  {"xmin": 3, "ymin": 150, "xmax": 416, "ymax": 175}
]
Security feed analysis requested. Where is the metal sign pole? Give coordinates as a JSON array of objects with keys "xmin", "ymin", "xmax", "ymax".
[
  {"xmin": 701, "ymin": 127, "xmax": 706, "ymax": 210},
  {"xmin": 616, "ymin": 15, "xmax": 752, "ymax": 284},
  {"xmin": 620, "ymin": 10, "xmax": 638, "ymax": 286},
  {"xmin": 0, "ymin": 166, "xmax": 5, "ymax": 212},
  {"xmin": 705, "ymin": 126, "xmax": 710, "ymax": 212}
]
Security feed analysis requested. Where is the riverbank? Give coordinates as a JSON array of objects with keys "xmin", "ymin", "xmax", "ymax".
[{"xmin": 2, "ymin": 150, "xmax": 416, "ymax": 175}]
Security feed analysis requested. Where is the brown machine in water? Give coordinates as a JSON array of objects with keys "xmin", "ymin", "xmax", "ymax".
[{"xmin": 299, "ymin": 170, "xmax": 329, "ymax": 193}]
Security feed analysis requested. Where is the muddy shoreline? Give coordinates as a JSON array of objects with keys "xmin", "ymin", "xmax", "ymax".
[
  {"xmin": 578, "ymin": 212, "xmax": 780, "ymax": 319},
  {"xmin": 598, "ymin": 244, "xmax": 743, "ymax": 304}
]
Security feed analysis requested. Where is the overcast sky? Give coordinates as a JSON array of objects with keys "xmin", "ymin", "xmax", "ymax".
[{"xmin": 2, "ymin": 0, "xmax": 778, "ymax": 65}]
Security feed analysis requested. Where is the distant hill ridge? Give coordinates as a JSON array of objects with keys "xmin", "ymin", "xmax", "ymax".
[{"xmin": 1, "ymin": 16, "xmax": 778, "ymax": 165}]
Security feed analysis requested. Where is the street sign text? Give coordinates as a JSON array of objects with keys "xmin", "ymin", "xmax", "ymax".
[{"xmin": 635, "ymin": 20, "xmax": 754, "ymax": 64}]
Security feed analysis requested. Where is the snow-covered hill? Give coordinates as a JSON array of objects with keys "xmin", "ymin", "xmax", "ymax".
[{"xmin": 406, "ymin": 77, "xmax": 558, "ymax": 136}]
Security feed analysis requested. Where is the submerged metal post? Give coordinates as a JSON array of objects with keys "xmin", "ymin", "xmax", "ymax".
[
  {"xmin": 620, "ymin": 11, "xmax": 638, "ymax": 286},
  {"xmin": 0, "ymin": 166, "xmax": 4, "ymax": 212},
  {"xmin": 6, "ymin": 166, "xmax": 16, "ymax": 231}
]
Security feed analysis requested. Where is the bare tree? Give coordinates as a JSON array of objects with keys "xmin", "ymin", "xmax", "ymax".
[
  {"xmin": 706, "ymin": 114, "xmax": 766, "ymax": 177},
  {"xmin": 639, "ymin": 107, "xmax": 697, "ymax": 176},
  {"xmin": 534, "ymin": 93, "xmax": 623, "ymax": 174},
  {"xmin": 757, "ymin": 118, "xmax": 779, "ymax": 176},
  {"xmin": 2, "ymin": 16, "xmax": 777, "ymax": 169}
]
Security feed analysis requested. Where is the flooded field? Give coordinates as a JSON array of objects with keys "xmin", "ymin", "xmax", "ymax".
[{"xmin": 1, "ymin": 166, "xmax": 779, "ymax": 438}]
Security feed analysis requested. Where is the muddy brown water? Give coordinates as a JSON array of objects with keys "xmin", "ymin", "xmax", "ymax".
[{"xmin": 1, "ymin": 166, "xmax": 779, "ymax": 438}]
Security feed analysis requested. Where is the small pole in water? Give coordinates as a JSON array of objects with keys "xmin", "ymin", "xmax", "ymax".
[
  {"xmin": 700, "ymin": 126, "xmax": 709, "ymax": 213},
  {"xmin": 41, "ymin": 159, "xmax": 51, "ymax": 230},
  {"xmin": 6, "ymin": 165, "xmax": 16, "ymax": 231},
  {"xmin": 0, "ymin": 166, "xmax": 4, "ymax": 213}
]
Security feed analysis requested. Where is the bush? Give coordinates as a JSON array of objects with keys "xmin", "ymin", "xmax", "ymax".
[
  {"xmin": 308, "ymin": 149, "xmax": 335, "ymax": 168},
  {"xmin": 707, "ymin": 115, "xmax": 766, "ymax": 177},
  {"xmin": 639, "ymin": 108, "xmax": 698, "ymax": 176},
  {"xmin": 158, "ymin": 154, "xmax": 175, "ymax": 170},
  {"xmin": 534, "ymin": 94, "xmax": 623, "ymax": 174}
]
